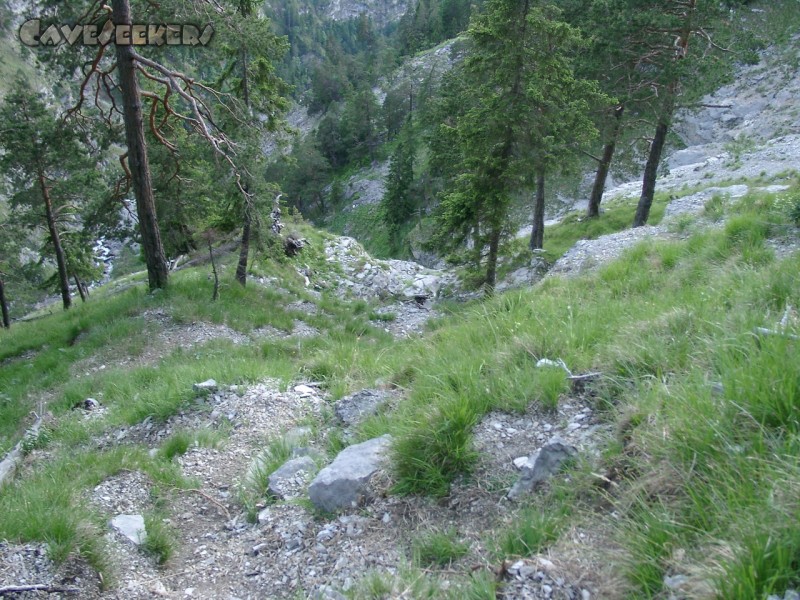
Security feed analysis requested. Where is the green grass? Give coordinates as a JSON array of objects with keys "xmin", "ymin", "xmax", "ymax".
[
  {"xmin": 239, "ymin": 436, "xmax": 295, "ymax": 520},
  {"xmin": 328, "ymin": 203, "xmax": 395, "ymax": 259},
  {"xmin": 158, "ymin": 428, "xmax": 226, "ymax": 461},
  {"xmin": 313, "ymin": 190, "xmax": 800, "ymax": 596},
  {"xmin": 412, "ymin": 528, "xmax": 470, "ymax": 568},
  {"xmin": 142, "ymin": 511, "xmax": 176, "ymax": 566},
  {"xmin": 496, "ymin": 506, "xmax": 569, "ymax": 559},
  {"xmin": 0, "ymin": 446, "xmax": 189, "ymax": 577}
]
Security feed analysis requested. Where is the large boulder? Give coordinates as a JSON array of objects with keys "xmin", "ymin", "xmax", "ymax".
[{"xmin": 308, "ymin": 435, "xmax": 392, "ymax": 512}]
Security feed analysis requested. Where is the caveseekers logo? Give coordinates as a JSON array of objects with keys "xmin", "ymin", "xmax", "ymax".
[{"xmin": 19, "ymin": 19, "xmax": 214, "ymax": 47}]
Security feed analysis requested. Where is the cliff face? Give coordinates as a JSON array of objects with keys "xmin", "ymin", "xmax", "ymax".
[{"xmin": 322, "ymin": 0, "xmax": 412, "ymax": 26}]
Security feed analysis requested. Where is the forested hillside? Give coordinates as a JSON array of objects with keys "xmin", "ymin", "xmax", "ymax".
[
  {"xmin": 1, "ymin": 1, "xmax": 800, "ymax": 598},
  {"xmin": 1, "ymin": 0, "xmax": 787, "ymax": 314}
]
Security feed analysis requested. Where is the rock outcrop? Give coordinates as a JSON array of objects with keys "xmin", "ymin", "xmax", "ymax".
[{"xmin": 324, "ymin": 236, "xmax": 457, "ymax": 300}]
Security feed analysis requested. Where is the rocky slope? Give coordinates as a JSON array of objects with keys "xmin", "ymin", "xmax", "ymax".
[{"xmin": 322, "ymin": 0, "xmax": 412, "ymax": 26}]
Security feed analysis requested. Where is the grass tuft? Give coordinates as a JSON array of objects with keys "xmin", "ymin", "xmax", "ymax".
[{"xmin": 412, "ymin": 528, "xmax": 469, "ymax": 568}]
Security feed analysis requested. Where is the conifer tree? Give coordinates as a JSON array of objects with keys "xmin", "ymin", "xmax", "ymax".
[
  {"xmin": 0, "ymin": 80, "xmax": 100, "ymax": 310},
  {"xmin": 432, "ymin": 0, "xmax": 604, "ymax": 289},
  {"xmin": 382, "ymin": 124, "xmax": 416, "ymax": 250}
]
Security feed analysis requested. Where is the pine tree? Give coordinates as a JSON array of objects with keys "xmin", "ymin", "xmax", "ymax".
[
  {"xmin": 0, "ymin": 80, "xmax": 100, "ymax": 310},
  {"xmin": 432, "ymin": 0, "xmax": 605, "ymax": 290},
  {"xmin": 382, "ymin": 125, "xmax": 416, "ymax": 250},
  {"xmin": 625, "ymin": 0, "xmax": 732, "ymax": 227}
]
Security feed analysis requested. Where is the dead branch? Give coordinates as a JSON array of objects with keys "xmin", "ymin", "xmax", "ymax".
[
  {"xmin": 0, "ymin": 584, "xmax": 80, "ymax": 596},
  {"xmin": 696, "ymin": 27, "xmax": 732, "ymax": 53},
  {"xmin": 754, "ymin": 327, "xmax": 799, "ymax": 341},
  {"xmin": 174, "ymin": 487, "xmax": 231, "ymax": 519},
  {"xmin": 686, "ymin": 103, "xmax": 733, "ymax": 109},
  {"xmin": 579, "ymin": 149, "xmax": 603, "ymax": 164},
  {"xmin": 142, "ymin": 92, "xmax": 177, "ymax": 151},
  {"xmin": 111, "ymin": 152, "xmax": 132, "ymax": 201},
  {"xmin": 131, "ymin": 52, "xmax": 253, "ymax": 202},
  {"xmin": 67, "ymin": 45, "xmax": 107, "ymax": 119}
]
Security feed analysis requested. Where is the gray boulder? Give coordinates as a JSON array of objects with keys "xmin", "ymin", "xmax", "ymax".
[
  {"xmin": 334, "ymin": 390, "xmax": 391, "ymax": 426},
  {"xmin": 268, "ymin": 456, "xmax": 318, "ymax": 500},
  {"xmin": 309, "ymin": 435, "xmax": 392, "ymax": 512},
  {"xmin": 507, "ymin": 438, "xmax": 577, "ymax": 500},
  {"xmin": 110, "ymin": 514, "xmax": 147, "ymax": 545}
]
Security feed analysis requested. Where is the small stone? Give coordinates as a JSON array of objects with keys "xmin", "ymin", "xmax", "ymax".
[
  {"xmin": 110, "ymin": 514, "xmax": 147, "ymax": 545},
  {"xmin": 513, "ymin": 456, "xmax": 532, "ymax": 470},
  {"xmin": 316, "ymin": 526, "xmax": 336, "ymax": 542},
  {"xmin": 507, "ymin": 439, "xmax": 578, "ymax": 500},
  {"xmin": 268, "ymin": 456, "xmax": 317, "ymax": 500},
  {"xmin": 581, "ymin": 590, "xmax": 591, "ymax": 600},
  {"xmin": 313, "ymin": 586, "xmax": 347, "ymax": 600},
  {"xmin": 664, "ymin": 574, "xmax": 689, "ymax": 590},
  {"xmin": 508, "ymin": 560, "xmax": 525, "ymax": 575},
  {"xmin": 537, "ymin": 557, "xmax": 556, "ymax": 571},
  {"xmin": 148, "ymin": 581, "xmax": 169, "ymax": 597},
  {"xmin": 294, "ymin": 384, "xmax": 316, "ymax": 396},
  {"xmin": 518, "ymin": 565, "xmax": 537, "ymax": 579},
  {"xmin": 193, "ymin": 379, "xmax": 218, "ymax": 393},
  {"xmin": 285, "ymin": 537, "xmax": 302, "ymax": 551}
]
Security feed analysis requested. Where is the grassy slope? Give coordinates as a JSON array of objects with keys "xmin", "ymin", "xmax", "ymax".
[
  {"xmin": 2, "ymin": 186, "xmax": 799, "ymax": 596},
  {"xmin": 304, "ymin": 186, "xmax": 800, "ymax": 597}
]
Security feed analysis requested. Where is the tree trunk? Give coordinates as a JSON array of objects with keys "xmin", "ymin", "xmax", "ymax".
[
  {"xmin": 633, "ymin": 0, "xmax": 694, "ymax": 228},
  {"xmin": 0, "ymin": 278, "xmax": 10, "ymax": 329},
  {"xmin": 39, "ymin": 173, "xmax": 71, "ymax": 310},
  {"xmin": 235, "ymin": 207, "xmax": 251, "ymax": 286},
  {"xmin": 112, "ymin": 0, "xmax": 169, "ymax": 290},
  {"xmin": 73, "ymin": 273, "xmax": 87, "ymax": 303},
  {"xmin": 633, "ymin": 86, "xmax": 675, "ymax": 227},
  {"xmin": 529, "ymin": 170, "xmax": 546, "ymax": 250},
  {"xmin": 241, "ymin": 47, "xmax": 250, "ymax": 110},
  {"xmin": 587, "ymin": 105, "xmax": 624, "ymax": 218},
  {"xmin": 207, "ymin": 235, "xmax": 220, "ymax": 301},
  {"xmin": 485, "ymin": 225, "xmax": 501, "ymax": 295}
]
